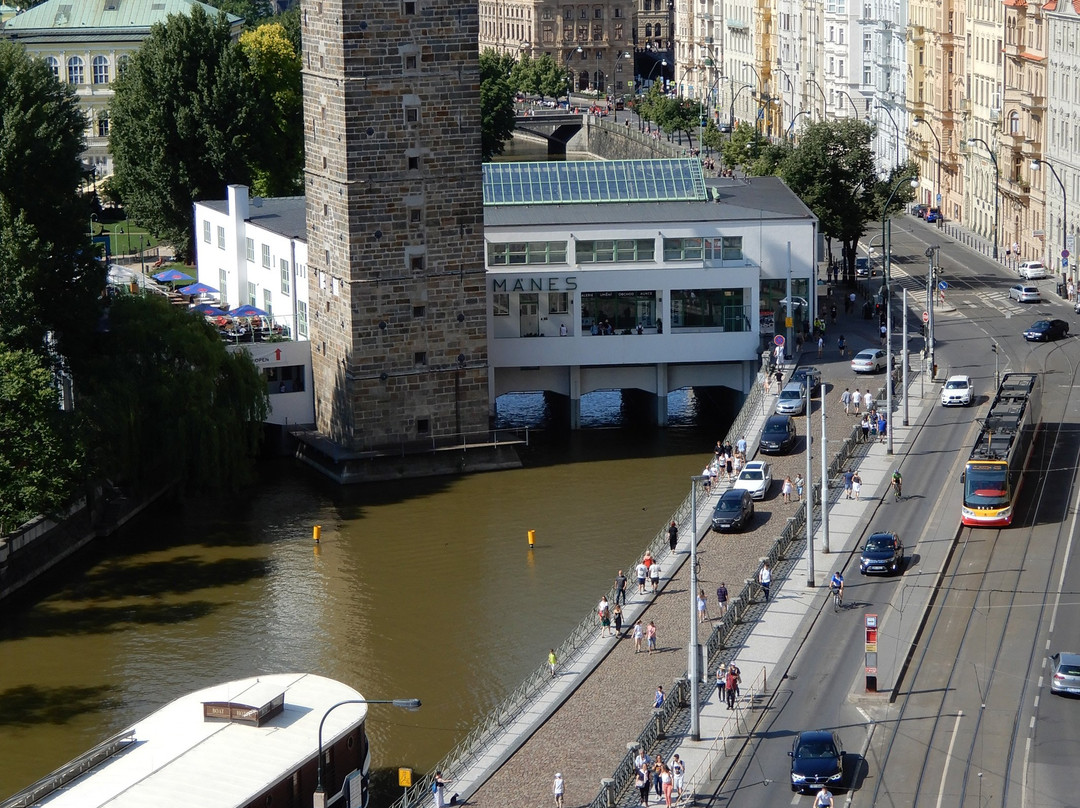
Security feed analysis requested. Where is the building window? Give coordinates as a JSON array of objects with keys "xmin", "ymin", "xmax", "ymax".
[
  {"xmin": 92, "ymin": 55, "xmax": 109, "ymax": 84},
  {"xmin": 408, "ymin": 156, "xmax": 419, "ymax": 170},
  {"xmin": 410, "ymin": 207, "xmax": 422, "ymax": 224},
  {"xmin": 263, "ymin": 289, "xmax": 273, "ymax": 319},
  {"xmin": 96, "ymin": 112, "xmax": 109, "ymax": 138},
  {"xmin": 266, "ymin": 364, "xmax": 305, "ymax": 394},
  {"xmin": 548, "ymin": 292, "xmax": 569, "ymax": 314},
  {"xmin": 405, "ymin": 54, "xmax": 417, "ymax": 70},
  {"xmin": 246, "ymin": 237, "xmax": 255, "ymax": 262},
  {"xmin": 67, "ymin": 56, "xmax": 84, "ymax": 85},
  {"xmin": 416, "ymin": 418, "xmax": 430, "ymax": 434},
  {"xmin": 280, "ymin": 258, "xmax": 291, "ymax": 296},
  {"xmin": 261, "ymin": 243, "xmax": 271, "ymax": 268},
  {"xmin": 45, "ymin": 56, "xmax": 59, "ymax": 78},
  {"xmin": 219, "ymin": 268, "xmax": 228, "ymax": 308},
  {"xmin": 580, "ymin": 290, "xmax": 658, "ymax": 331},
  {"xmin": 671, "ymin": 288, "xmax": 749, "ymax": 330},
  {"xmin": 203, "ymin": 220, "xmax": 212, "ymax": 243},
  {"xmin": 405, "ymin": 106, "xmax": 419, "ymax": 124},
  {"xmin": 298, "ymin": 300, "xmax": 308, "ymax": 337},
  {"xmin": 411, "ymin": 255, "xmax": 425, "ymax": 271},
  {"xmin": 414, "ymin": 351, "xmax": 427, "ymax": 365},
  {"xmin": 413, "ymin": 305, "xmax": 426, "ymax": 317},
  {"xmin": 577, "ymin": 239, "xmax": 655, "ymax": 263},
  {"xmin": 493, "ymin": 293, "xmax": 510, "ymax": 315},
  {"xmin": 403, "ymin": 1, "xmax": 416, "ymax": 13},
  {"xmin": 217, "ymin": 226, "xmax": 226, "ymax": 249},
  {"xmin": 117, "ymin": 54, "xmax": 129, "ymax": 76},
  {"xmin": 663, "ymin": 237, "xmax": 704, "ymax": 261},
  {"xmin": 247, "ymin": 282, "xmax": 257, "ymax": 306},
  {"xmin": 487, "ymin": 241, "xmax": 568, "ymax": 265}
]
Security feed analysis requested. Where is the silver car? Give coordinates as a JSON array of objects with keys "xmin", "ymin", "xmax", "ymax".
[
  {"xmin": 1009, "ymin": 284, "xmax": 1041, "ymax": 303},
  {"xmin": 732, "ymin": 461, "xmax": 773, "ymax": 500},
  {"xmin": 775, "ymin": 382, "xmax": 807, "ymax": 415},
  {"xmin": 1050, "ymin": 652, "xmax": 1080, "ymax": 695},
  {"xmin": 851, "ymin": 348, "xmax": 886, "ymax": 373}
]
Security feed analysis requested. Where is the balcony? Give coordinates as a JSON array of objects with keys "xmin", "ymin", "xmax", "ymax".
[
  {"xmin": 1002, "ymin": 40, "xmax": 1024, "ymax": 59},
  {"xmin": 1001, "ymin": 130, "xmax": 1025, "ymax": 150},
  {"xmin": 1001, "ymin": 176, "xmax": 1030, "ymax": 203},
  {"xmin": 1021, "ymin": 92, "xmax": 1046, "ymax": 112},
  {"xmin": 1022, "ymin": 138, "xmax": 1043, "ymax": 158}
]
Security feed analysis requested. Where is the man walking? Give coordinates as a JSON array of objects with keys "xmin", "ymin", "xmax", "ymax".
[
  {"xmin": 758, "ymin": 561, "xmax": 772, "ymax": 601},
  {"xmin": 843, "ymin": 470, "xmax": 854, "ymax": 499},
  {"xmin": 716, "ymin": 581, "xmax": 729, "ymax": 617},
  {"xmin": 548, "ymin": 648, "xmax": 557, "ymax": 677},
  {"xmin": 841, "ymin": 387, "xmax": 852, "ymax": 415},
  {"xmin": 615, "ymin": 570, "xmax": 627, "ymax": 605},
  {"xmin": 650, "ymin": 561, "xmax": 661, "ymax": 594},
  {"xmin": 553, "ymin": 773, "xmax": 565, "ymax": 808},
  {"xmin": 636, "ymin": 560, "xmax": 648, "ymax": 594},
  {"xmin": 667, "ymin": 520, "xmax": 678, "ymax": 552},
  {"xmin": 852, "ymin": 388, "xmax": 861, "ymax": 415},
  {"xmin": 725, "ymin": 665, "xmax": 739, "ymax": 709}
]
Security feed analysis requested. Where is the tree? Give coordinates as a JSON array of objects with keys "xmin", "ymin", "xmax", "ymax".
[
  {"xmin": 239, "ymin": 23, "xmax": 304, "ymax": 196},
  {"xmin": 204, "ymin": 0, "xmax": 273, "ymax": 27},
  {"xmin": 0, "ymin": 348, "xmax": 82, "ymax": 535},
  {"xmin": 479, "ymin": 49, "xmax": 516, "ymax": 161},
  {"xmin": 78, "ymin": 296, "xmax": 269, "ymax": 494},
  {"xmin": 273, "ymin": 3, "xmax": 301, "ymax": 55},
  {"xmin": 510, "ymin": 52, "xmax": 566, "ymax": 102},
  {"xmin": 719, "ymin": 122, "xmax": 760, "ymax": 172},
  {"xmin": 0, "ymin": 42, "xmax": 104, "ymax": 365},
  {"xmin": 110, "ymin": 7, "xmax": 262, "ymax": 260}
]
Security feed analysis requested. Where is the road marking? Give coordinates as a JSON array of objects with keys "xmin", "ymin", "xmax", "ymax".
[
  {"xmin": 934, "ymin": 711, "xmax": 963, "ymax": 808},
  {"xmin": 1022, "ymin": 736, "xmax": 1032, "ymax": 808}
]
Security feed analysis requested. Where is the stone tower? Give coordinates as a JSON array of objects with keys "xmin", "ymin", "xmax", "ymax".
[{"xmin": 301, "ymin": 0, "xmax": 490, "ymax": 450}]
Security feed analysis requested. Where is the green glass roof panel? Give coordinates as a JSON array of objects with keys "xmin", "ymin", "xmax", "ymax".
[{"xmin": 483, "ymin": 159, "xmax": 707, "ymax": 205}]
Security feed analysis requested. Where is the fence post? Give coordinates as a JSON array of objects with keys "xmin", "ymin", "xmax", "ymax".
[
  {"xmin": 600, "ymin": 778, "xmax": 615, "ymax": 807},
  {"xmin": 653, "ymin": 708, "xmax": 665, "ymax": 738}
]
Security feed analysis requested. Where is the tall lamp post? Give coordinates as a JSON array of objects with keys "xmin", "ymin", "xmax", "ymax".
[
  {"xmin": 563, "ymin": 46, "xmax": 583, "ymax": 107},
  {"xmin": 313, "ymin": 698, "xmax": 422, "ymax": 808},
  {"xmin": 837, "ymin": 90, "xmax": 859, "ymax": 119},
  {"xmin": 1031, "ymin": 158, "xmax": 1069, "ymax": 286},
  {"xmin": 883, "ymin": 177, "xmax": 919, "ymax": 455},
  {"xmin": 873, "ymin": 104, "xmax": 901, "ymax": 167},
  {"xmin": 729, "ymin": 82, "xmax": 753, "ymax": 131},
  {"xmin": 913, "ymin": 117, "xmax": 942, "ymax": 213},
  {"xmin": 688, "ymin": 473, "xmax": 711, "ymax": 741},
  {"xmin": 787, "ymin": 109, "xmax": 811, "ymax": 141},
  {"xmin": 967, "ymin": 138, "xmax": 1000, "ymax": 259},
  {"xmin": 646, "ymin": 58, "xmax": 667, "ymax": 88},
  {"xmin": 806, "ymin": 78, "xmax": 828, "ymax": 121}
]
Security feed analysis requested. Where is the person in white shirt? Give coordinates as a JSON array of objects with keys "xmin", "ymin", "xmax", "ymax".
[
  {"xmin": 552, "ymin": 773, "xmax": 565, "ymax": 808},
  {"xmin": 636, "ymin": 561, "xmax": 648, "ymax": 594}
]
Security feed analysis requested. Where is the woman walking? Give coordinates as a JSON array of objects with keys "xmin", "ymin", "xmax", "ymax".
[
  {"xmin": 697, "ymin": 589, "xmax": 708, "ymax": 623},
  {"xmin": 782, "ymin": 476, "xmax": 793, "ymax": 503}
]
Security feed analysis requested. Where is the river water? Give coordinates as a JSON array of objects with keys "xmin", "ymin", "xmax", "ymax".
[{"xmin": 0, "ymin": 391, "xmax": 731, "ymax": 800}]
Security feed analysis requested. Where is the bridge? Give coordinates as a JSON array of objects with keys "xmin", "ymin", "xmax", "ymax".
[{"xmin": 513, "ymin": 112, "xmax": 585, "ymax": 155}]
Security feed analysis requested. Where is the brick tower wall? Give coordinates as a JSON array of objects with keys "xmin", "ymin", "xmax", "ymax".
[{"xmin": 302, "ymin": 0, "xmax": 490, "ymax": 451}]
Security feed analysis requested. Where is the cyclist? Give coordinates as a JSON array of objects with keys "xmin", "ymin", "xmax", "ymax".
[
  {"xmin": 891, "ymin": 470, "xmax": 903, "ymax": 500},
  {"xmin": 830, "ymin": 571, "xmax": 844, "ymax": 606}
]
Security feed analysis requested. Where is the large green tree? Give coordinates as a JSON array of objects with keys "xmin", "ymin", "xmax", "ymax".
[
  {"xmin": 109, "ymin": 6, "xmax": 262, "ymax": 260},
  {"xmin": 0, "ymin": 41, "xmax": 103, "ymax": 363},
  {"xmin": 509, "ymin": 52, "xmax": 566, "ymax": 102},
  {"xmin": 480, "ymin": 49, "xmax": 517, "ymax": 161}
]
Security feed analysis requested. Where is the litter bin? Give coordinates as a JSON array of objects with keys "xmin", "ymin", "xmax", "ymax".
[{"xmin": 1057, "ymin": 282, "xmax": 1067, "ymax": 299}]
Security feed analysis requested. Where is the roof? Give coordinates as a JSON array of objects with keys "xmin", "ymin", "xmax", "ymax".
[
  {"xmin": 27, "ymin": 673, "xmax": 366, "ymax": 808},
  {"xmin": 3, "ymin": 0, "xmax": 241, "ymax": 33},
  {"xmin": 483, "ymin": 159, "xmax": 707, "ymax": 205},
  {"xmin": 200, "ymin": 195, "xmax": 308, "ymax": 241}
]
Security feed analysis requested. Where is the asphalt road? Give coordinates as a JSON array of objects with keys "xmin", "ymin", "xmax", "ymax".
[{"xmin": 713, "ymin": 215, "xmax": 1080, "ymax": 807}]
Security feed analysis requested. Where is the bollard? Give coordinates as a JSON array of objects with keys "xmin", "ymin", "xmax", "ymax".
[
  {"xmin": 600, "ymin": 778, "xmax": 615, "ymax": 808},
  {"xmin": 528, "ymin": 529, "xmax": 536, "ymax": 547},
  {"xmin": 313, "ymin": 525, "xmax": 322, "ymax": 543},
  {"xmin": 653, "ymin": 708, "xmax": 665, "ymax": 738}
]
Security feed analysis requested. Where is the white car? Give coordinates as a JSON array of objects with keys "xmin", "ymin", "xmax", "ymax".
[
  {"xmin": 732, "ymin": 461, "xmax": 773, "ymax": 500},
  {"xmin": 779, "ymin": 296, "xmax": 809, "ymax": 310},
  {"xmin": 851, "ymin": 348, "xmax": 887, "ymax": 373},
  {"xmin": 1018, "ymin": 261, "xmax": 1049, "ymax": 280},
  {"xmin": 1009, "ymin": 284, "xmax": 1041, "ymax": 303},
  {"xmin": 941, "ymin": 375, "xmax": 973, "ymax": 407}
]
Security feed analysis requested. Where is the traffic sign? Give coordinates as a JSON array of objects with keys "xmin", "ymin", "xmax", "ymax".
[
  {"xmin": 1063, "ymin": 249, "xmax": 1070, "ymax": 259},
  {"xmin": 922, "ymin": 311, "xmax": 929, "ymax": 323},
  {"xmin": 773, "ymin": 334, "xmax": 785, "ymax": 346},
  {"xmin": 938, "ymin": 281, "xmax": 948, "ymax": 290}
]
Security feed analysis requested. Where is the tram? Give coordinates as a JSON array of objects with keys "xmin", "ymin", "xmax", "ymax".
[{"xmin": 961, "ymin": 373, "xmax": 1040, "ymax": 527}]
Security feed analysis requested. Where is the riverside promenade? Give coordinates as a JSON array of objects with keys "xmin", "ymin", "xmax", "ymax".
[{"xmin": 405, "ymin": 269, "xmax": 943, "ymax": 808}]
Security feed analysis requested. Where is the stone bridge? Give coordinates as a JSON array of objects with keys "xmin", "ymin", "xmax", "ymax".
[
  {"xmin": 512, "ymin": 114, "xmax": 695, "ymax": 161},
  {"xmin": 513, "ymin": 113, "xmax": 585, "ymax": 155}
]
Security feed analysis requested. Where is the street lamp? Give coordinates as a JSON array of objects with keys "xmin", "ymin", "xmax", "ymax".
[
  {"xmin": 806, "ymin": 78, "xmax": 828, "ymax": 121},
  {"xmin": 313, "ymin": 698, "xmax": 422, "ymax": 808},
  {"xmin": 563, "ymin": 46, "xmax": 583, "ymax": 106},
  {"xmin": 89, "ymin": 212, "xmax": 98, "ymax": 237},
  {"xmin": 913, "ymin": 117, "xmax": 942, "ymax": 214},
  {"xmin": 787, "ymin": 109, "xmax": 811, "ymax": 142},
  {"xmin": 646, "ymin": 58, "xmax": 667, "ymax": 87},
  {"xmin": 729, "ymin": 82, "xmax": 753, "ymax": 132},
  {"xmin": 883, "ymin": 176, "xmax": 919, "ymax": 455},
  {"xmin": 873, "ymin": 104, "xmax": 901, "ymax": 167},
  {"xmin": 1030, "ymin": 158, "xmax": 1069, "ymax": 286},
  {"xmin": 967, "ymin": 138, "xmax": 1000, "ymax": 259},
  {"xmin": 688, "ymin": 473, "xmax": 711, "ymax": 741},
  {"xmin": 837, "ymin": 90, "xmax": 859, "ymax": 119}
]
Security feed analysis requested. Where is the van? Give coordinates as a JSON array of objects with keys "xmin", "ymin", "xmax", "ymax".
[{"xmin": 775, "ymin": 382, "xmax": 807, "ymax": 415}]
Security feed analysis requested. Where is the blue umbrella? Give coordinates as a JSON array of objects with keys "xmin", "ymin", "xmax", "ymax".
[
  {"xmin": 191, "ymin": 303, "xmax": 229, "ymax": 317},
  {"xmin": 178, "ymin": 281, "xmax": 220, "ymax": 296},
  {"xmin": 153, "ymin": 268, "xmax": 195, "ymax": 283},
  {"xmin": 229, "ymin": 304, "xmax": 270, "ymax": 318}
]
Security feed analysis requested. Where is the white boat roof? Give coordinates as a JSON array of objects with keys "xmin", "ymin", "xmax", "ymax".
[{"xmin": 29, "ymin": 673, "xmax": 366, "ymax": 808}]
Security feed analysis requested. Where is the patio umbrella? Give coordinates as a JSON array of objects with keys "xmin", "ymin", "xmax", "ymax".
[
  {"xmin": 191, "ymin": 303, "xmax": 229, "ymax": 317},
  {"xmin": 229, "ymin": 304, "xmax": 270, "ymax": 318},
  {"xmin": 153, "ymin": 268, "xmax": 195, "ymax": 283},
  {"xmin": 178, "ymin": 281, "xmax": 220, "ymax": 296}
]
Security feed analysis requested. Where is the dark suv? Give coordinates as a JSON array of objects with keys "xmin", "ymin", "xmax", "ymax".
[
  {"xmin": 859, "ymin": 531, "xmax": 904, "ymax": 575},
  {"xmin": 760, "ymin": 415, "xmax": 797, "ymax": 454},
  {"xmin": 711, "ymin": 489, "xmax": 754, "ymax": 532}
]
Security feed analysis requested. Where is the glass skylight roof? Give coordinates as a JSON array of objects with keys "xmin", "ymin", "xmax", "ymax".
[{"xmin": 483, "ymin": 159, "xmax": 707, "ymax": 206}]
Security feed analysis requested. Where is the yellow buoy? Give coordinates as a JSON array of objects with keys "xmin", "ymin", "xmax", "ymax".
[
  {"xmin": 528, "ymin": 529, "xmax": 536, "ymax": 547},
  {"xmin": 313, "ymin": 525, "xmax": 322, "ymax": 542}
]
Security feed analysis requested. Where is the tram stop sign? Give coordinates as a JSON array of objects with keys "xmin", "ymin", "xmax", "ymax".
[{"xmin": 922, "ymin": 311, "xmax": 929, "ymax": 323}]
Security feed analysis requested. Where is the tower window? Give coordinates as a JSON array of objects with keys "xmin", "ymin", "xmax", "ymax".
[
  {"xmin": 404, "ymin": 1, "xmax": 416, "ymax": 13},
  {"xmin": 413, "ymin": 305, "xmax": 426, "ymax": 317},
  {"xmin": 411, "ymin": 255, "xmax": 425, "ymax": 271},
  {"xmin": 408, "ymin": 156, "xmax": 420, "ymax": 170},
  {"xmin": 414, "ymin": 352, "xmax": 427, "ymax": 365}
]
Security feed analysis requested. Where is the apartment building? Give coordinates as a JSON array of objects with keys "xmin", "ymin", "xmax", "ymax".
[{"xmin": 1043, "ymin": 0, "xmax": 1080, "ymax": 281}]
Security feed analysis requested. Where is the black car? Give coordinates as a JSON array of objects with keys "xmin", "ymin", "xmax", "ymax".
[
  {"xmin": 711, "ymin": 489, "xmax": 754, "ymax": 532},
  {"xmin": 790, "ymin": 730, "xmax": 844, "ymax": 793},
  {"xmin": 791, "ymin": 365, "xmax": 823, "ymax": 394},
  {"xmin": 1023, "ymin": 319, "xmax": 1070, "ymax": 341},
  {"xmin": 859, "ymin": 531, "xmax": 904, "ymax": 575},
  {"xmin": 912, "ymin": 203, "xmax": 928, "ymax": 218},
  {"xmin": 759, "ymin": 415, "xmax": 797, "ymax": 454}
]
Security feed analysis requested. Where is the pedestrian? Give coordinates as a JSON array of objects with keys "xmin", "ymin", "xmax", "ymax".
[
  {"xmin": 613, "ymin": 603, "xmax": 623, "ymax": 637},
  {"xmin": 548, "ymin": 648, "xmax": 557, "ymax": 677},
  {"xmin": 794, "ymin": 473, "xmax": 804, "ymax": 501},
  {"xmin": 729, "ymin": 662, "xmax": 742, "ymax": 701},
  {"xmin": 716, "ymin": 581, "xmax": 729, "ymax": 617},
  {"xmin": 725, "ymin": 665, "xmax": 739, "ymax": 709},
  {"xmin": 661, "ymin": 763, "xmax": 673, "ymax": 808},
  {"xmin": 598, "ymin": 595, "xmax": 612, "ymax": 637},
  {"xmin": 764, "ymin": 372, "xmax": 771, "ymax": 394},
  {"xmin": 715, "ymin": 666, "xmax": 726, "ymax": 702},
  {"xmin": 733, "ymin": 452, "xmax": 743, "ymax": 477},
  {"xmin": 843, "ymin": 470, "xmax": 854, "ymax": 498},
  {"xmin": 814, "ymin": 786, "xmax": 834, "ymax": 808},
  {"xmin": 861, "ymin": 414, "xmax": 871, "ymax": 442},
  {"xmin": 782, "ymin": 476, "xmax": 793, "ymax": 503},
  {"xmin": 852, "ymin": 471, "xmax": 862, "ymax": 500},
  {"xmin": 878, "ymin": 413, "xmax": 887, "ymax": 443},
  {"xmin": 737, "ymin": 435, "xmax": 747, "ymax": 457},
  {"xmin": 724, "ymin": 449, "xmax": 734, "ymax": 479},
  {"xmin": 667, "ymin": 520, "xmax": 678, "ymax": 552},
  {"xmin": 837, "ymin": 334, "xmax": 846, "ymax": 357},
  {"xmin": 852, "ymin": 388, "xmax": 861, "ymax": 415},
  {"xmin": 643, "ymin": 550, "xmax": 654, "ymax": 571},
  {"xmin": 635, "ymin": 765, "xmax": 649, "ymax": 807},
  {"xmin": 841, "ymin": 387, "xmax": 851, "ymax": 415},
  {"xmin": 774, "ymin": 369, "xmax": 783, "ymax": 390},
  {"xmin": 671, "ymin": 755, "xmax": 684, "ymax": 802},
  {"xmin": 650, "ymin": 561, "xmax": 661, "ymax": 593},
  {"xmin": 636, "ymin": 560, "xmax": 648, "ymax": 594},
  {"xmin": 758, "ymin": 561, "xmax": 772, "ymax": 601},
  {"xmin": 432, "ymin": 772, "xmax": 447, "ymax": 808},
  {"xmin": 553, "ymin": 773, "xmax": 565, "ymax": 808},
  {"xmin": 817, "ymin": 335, "xmax": 824, "ymax": 358},
  {"xmin": 864, "ymin": 390, "xmax": 873, "ymax": 413},
  {"xmin": 633, "ymin": 619, "xmax": 644, "ymax": 652},
  {"xmin": 654, "ymin": 685, "xmax": 665, "ymax": 708},
  {"xmin": 646, "ymin": 620, "xmax": 657, "ymax": 654},
  {"xmin": 830, "ymin": 303, "xmax": 837, "ymax": 324},
  {"xmin": 880, "ymin": 322, "xmax": 887, "ymax": 345},
  {"xmin": 615, "ymin": 569, "xmax": 627, "ymax": 605},
  {"xmin": 697, "ymin": 588, "xmax": 708, "ymax": 623},
  {"xmin": 848, "ymin": 291, "xmax": 857, "ymax": 311},
  {"xmin": 774, "ymin": 343, "xmax": 784, "ymax": 369}
]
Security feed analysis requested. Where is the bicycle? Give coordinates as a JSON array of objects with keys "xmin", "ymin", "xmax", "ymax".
[
  {"xmin": 890, "ymin": 477, "xmax": 902, "ymax": 501},
  {"xmin": 831, "ymin": 586, "xmax": 843, "ymax": 612}
]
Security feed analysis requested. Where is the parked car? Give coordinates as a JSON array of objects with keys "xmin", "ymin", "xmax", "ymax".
[
  {"xmin": 791, "ymin": 365, "xmax": 823, "ymax": 393},
  {"xmin": 855, "ymin": 257, "xmax": 870, "ymax": 277},
  {"xmin": 760, "ymin": 415, "xmax": 797, "ymax": 454},
  {"xmin": 1018, "ymin": 260, "xmax": 1049, "ymax": 279},
  {"xmin": 1023, "ymin": 319, "xmax": 1070, "ymax": 341},
  {"xmin": 860, "ymin": 531, "xmax": 905, "ymax": 575},
  {"xmin": 789, "ymin": 730, "xmax": 844, "ymax": 793},
  {"xmin": 1009, "ymin": 284, "xmax": 1041, "ymax": 303},
  {"xmin": 717, "ymin": 122, "xmax": 733, "ymax": 133},
  {"xmin": 779, "ymin": 296, "xmax": 809, "ymax": 310},
  {"xmin": 1049, "ymin": 652, "xmax": 1080, "ymax": 695},
  {"xmin": 925, "ymin": 207, "xmax": 942, "ymax": 223},
  {"xmin": 912, "ymin": 203, "xmax": 928, "ymax": 218},
  {"xmin": 732, "ymin": 461, "xmax": 773, "ymax": 500},
  {"xmin": 940, "ymin": 375, "xmax": 973, "ymax": 406},
  {"xmin": 775, "ymin": 382, "xmax": 807, "ymax": 415},
  {"xmin": 851, "ymin": 348, "xmax": 887, "ymax": 373},
  {"xmin": 711, "ymin": 488, "xmax": 754, "ymax": 532}
]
